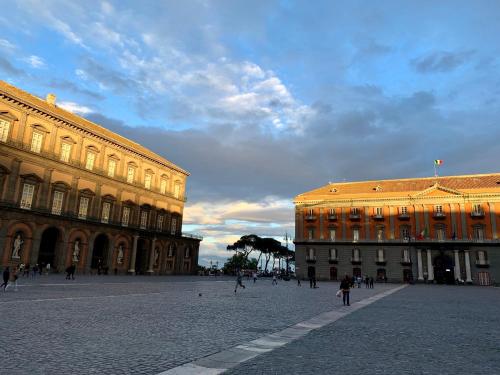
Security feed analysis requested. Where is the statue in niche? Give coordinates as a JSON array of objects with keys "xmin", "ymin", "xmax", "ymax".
[
  {"xmin": 11, "ymin": 233, "xmax": 23, "ymax": 259},
  {"xmin": 117, "ymin": 245, "xmax": 124, "ymax": 265},
  {"xmin": 154, "ymin": 247, "xmax": 159, "ymax": 267},
  {"xmin": 73, "ymin": 240, "xmax": 80, "ymax": 263}
]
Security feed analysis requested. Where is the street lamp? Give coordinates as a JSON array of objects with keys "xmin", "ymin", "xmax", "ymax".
[{"xmin": 284, "ymin": 232, "xmax": 291, "ymax": 276}]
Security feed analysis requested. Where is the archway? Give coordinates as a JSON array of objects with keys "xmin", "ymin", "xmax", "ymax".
[
  {"xmin": 38, "ymin": 227, "xmax": 60, "ymax": 269},
  {"xmin": 91, "ymin": 234, "xmax": 109, "ymax": 272},
  {"xmin": 434, "ymin": 253, "xmax": 454, "ymax": 284},
  {"xmin": 135, "ymin": 238, "xmax": 148, "ymax": 275}
]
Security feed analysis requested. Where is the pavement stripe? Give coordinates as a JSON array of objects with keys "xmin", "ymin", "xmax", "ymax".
[{"xmin": 157, "ymin": 284, "xmax": 408, "ymax": 375}]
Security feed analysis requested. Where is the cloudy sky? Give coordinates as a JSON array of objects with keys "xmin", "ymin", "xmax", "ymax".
[{"xmin": 2, "ymin": 1, "xmax": 500, "ymax": 266}]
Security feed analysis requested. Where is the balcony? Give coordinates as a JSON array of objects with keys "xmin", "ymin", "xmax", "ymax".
[
  {"xmin": 349, "ymin": 213, "xmax": 361, "ymax": 220},
  {"xmin": 350, "ymin": 257, "xmax": 362, "ymax": 265},
  {"xmin": 306, "ymin": 256, "xmax": 317, "ymax": 264},
  {"xmin": 433, "ymin": 212, "xmax": 446, "ymax": 219},
  {"xmin": 398, "ymin": 213, "xmax": 410, "ymax": 220},
  {"xmin": 305, "ymin": 215, "xmax": 317, "ymax": 221},
  {"xmin": 372, "ymin": 214, "xmax": 384, "ymax": 220},
  {"xmin": 328, "ymin": 257, "xmax": 338, "ymax": 264},
  {"xmin": 471, "ymin": 211, "xmax": 485, "ymax": 218},
  {"xmin": 327, "ymin": 214, "xmax": 338, "ymax": 221},
  {"xmin": 475, "ymin": 260, "xmax": 489, "ymax": 268}
]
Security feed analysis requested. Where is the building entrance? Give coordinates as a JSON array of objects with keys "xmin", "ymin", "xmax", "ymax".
[
  {"xmin": 135, "ymin": 239, "xmax": 148, "ymax": 275},
  {"xmin": 38, "ymin": 227, "xmax": 60, "ymax": 269},
  {"xmin": 91, "ymin": 234, "xmax": 109, "ymax": 272},
  {"xmin": 434, "ymin": 253, "xmax": 455, "ymax": 284}
]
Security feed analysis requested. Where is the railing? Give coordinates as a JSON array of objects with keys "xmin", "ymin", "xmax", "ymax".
[
  {"xmin": 433, "ymin": 212, "xmax": 446, "ymax": 218},
  {"xmin": 349, "ymin": 213, "xmax": 361, "ymax": 220},
  {"xmin": 350, "ymin": 257, "xmax": 362, "ymax": 263},
  {"xmin": 471, "ymin": 211, "xmax": 485, "ymax": 217},
  {"xmin": 372, "ymin": 214, "xmax": 384, "ymax": 220},
  {"xmin": 475, "ymin": 260, "xmax": 489, "ymax": 266},
  {"xmin": 4, "ymin": 139, "xmax": 187, "ymax": 202},
  {"xmin": 305, "ymin": 215, "xmax": 316, "ymax": 220},
  {"xmin": 294, "ymin": 237, "xmax": 500, "ymax": 244},
  {"xmin": 182, "ymin": 232, "xmax": 204, "ymax": 240},
  {"xmin": 327, "ymin": 215, "xmax": 337, "ymax": 220},
  {"xmin": 401, "ymin": 258, "xmax": 412, "ymax": 264},
  {"xmin": 398, "ymin": 213, "xmax": 410, "ymax": 220}
]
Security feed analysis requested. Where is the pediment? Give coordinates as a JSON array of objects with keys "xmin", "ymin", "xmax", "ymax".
[{"xmin": 413, "ymin": 183, "xmax": 463, "ymax": 197}]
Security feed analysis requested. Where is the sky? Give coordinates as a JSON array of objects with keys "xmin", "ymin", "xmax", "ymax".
[{"xmin": 1, "ymin": 0, "xmax": 500, "ymax": 266}]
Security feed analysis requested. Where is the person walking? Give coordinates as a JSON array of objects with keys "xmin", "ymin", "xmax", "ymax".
[
  {"xmin": 24, "ymin": 263, "xmax": 30, "ymax": 277},
  {"xmin": 369, "ymin": 277, "xmax": 374, "ymax": 288},
  {"xmin": 339, "ymin": 276, "xmax": 351, "ymax": 306},
  {"xmin": 46, "ymin": 263, "xmax": 51, "ymax": 275},
  {"xmin": 1, "ymin": 267, "xmax": 10, "ymax": 291},
  {"xmin": 234, "ymin": 270, "xmax": 245, "ymax": 293},
  {"xmin": 252, "ymin": 271, "xmax": 257, "ymax": 283},
  {"xmin": 272, "ymin": 273, "xmax": 278, "ymax": 285},
  {"xmin": 365, "ymin": 275, "xmax": 369, "ymax": 288}
]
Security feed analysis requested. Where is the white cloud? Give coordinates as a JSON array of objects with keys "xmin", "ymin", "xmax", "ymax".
[
  {"xmin": 58, "ymin": 101, "xmax": 94, "ymax": 115},
  {"xmin": 24, "ymin": 55, "xmax": 45, "ymax": 68},
  {"xmin": 0, "ymin": 39, "xmax": 16, "ymax": 50}
]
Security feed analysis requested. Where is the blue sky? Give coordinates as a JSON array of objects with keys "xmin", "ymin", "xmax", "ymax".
[{"xmin": 2, "ymin": 1, "xmax": 500, "ymax": 266}]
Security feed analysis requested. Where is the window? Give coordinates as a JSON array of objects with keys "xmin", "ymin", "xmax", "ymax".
[
  {"xmin": 401, "ymin": 226, "xmax": 410, "ymax": 240},
  {"xmin": 78, "ymin": 197, "xmax": 89, "ymax": 219},
  {"xmin": 0, "ymin": 118, "xmax": 10, "ymax": 142},
  {"xmin": 375, "ymin": 207, "xmax": 383, "ymax": 216},
  {"xmin": 174, "ymin": 182, "xmax": 181, "ymax": 198},
  {"xmin": 435, "ymin": 205, "xmax": 443, "ymax": 214},
  {"xmin": 160, "ymin": 179, "xmax": 167, "ymax": 194},
  {"xmin": 472, "ymin": 204, "xmax": 484, "ymax": 216},
  {"xmin": 144, "ymin": 173, "xmax": 152, "ymax": 189},
  {"xmin": 353, "ymin": 228, "xmax": 359, "ymax": 242},
  {"xmin": 185, "ymin": 247, "xmax": 190, "ymax": 258},
  {"xmin": 376, "ymin": 249, "xmax": 385, "ymax": 262},
  {"xmin": 308, "ymin": 228, "xmax": 314, "ymax": 240},
  {"xmin": 157, "ymin": 215, "xmax": 164, "ymax": 230},
  {"xmin": 400, "ymin": 206, "xmax": 408, "ymax": 215},
  {"xmin": 376, "ymin": 227, "xmax": 384, "ymax": 242},
  {"xmin": 329, "ymin": 248, "xmax": 337, "ymax": 260},
  {"xmin": 329, "ymin": 208, "xmax": 335, "ymax": 216},
  {"xmin": 31, "ymin": 131, "xmax": 43, "ymax": 153},
  {"xmin": 436, "ymin": 226, "xmax": 445, "ymax": 241},
  {"xmin": 351, "ymin": 208, "xmax": 359, "ymax": 215},
  {"xmin": 329, "ymin": 228, "xmax": 336, "ymax": 241},
  {"xmin": 140, "ymin": 211, "xmax": 148, "ymax": 229},
  {"xmin": 85, "ymin": 152, "xmax": 95, "ymax": 170},
  {"xmin": 101, "ymin": 202, "xmax": 111, "ymax": 223},
  {"xmin": 60, "ymin": 143, "xmax": 71, "ymax": 162},
  {"xmin": 51, "ymin": 191, "xmax": 64, "ymax": 215},
  {"xmin": 20, "ymin": 183, "xmax": 35, "ymax": 209},
  {"xmin": 121, "ymin": 207, "xmax": 130, "ymax": 227},
  {"xmin": 107, "ymin": 159, "xmax": 116, "ymax": 177},
  {"xmin": 167, "ymin": 244, "xmax": 175, "ymax": 257},
  {"xmin": 473, "ymin": 226, "xmax": 484, "ymax": 242},
  {"xmin": 402, "ymin": 249, "xmax": 411, "ymax": 263},
  {"xmin": 171, "ymin": 217, "xmax": 177, "ymax": 235},
  {"xmin": 308, "ymin": 208, "xmax": 314, "ymax": 216},
  {"xmin": 307, "ymin": 248, "xmax": 315, "ymax": 260},
  {"xmin": 476, "ymin": 250, "xmax": 488, "ymax": 265},
  {"xmin": 352, "ymin": 248, "xmax": 360, "ymax": 261},
  {"xmin": 127, "ymin": 166, "xmax": 135, "ymax": 183}
]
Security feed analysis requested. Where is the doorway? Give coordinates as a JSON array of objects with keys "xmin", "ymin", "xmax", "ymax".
[
  {"xmin": 38, "ymin": 227, "xmax": 60, "ymax": 269},
  {"xmin": 91, "ymin": 234, "xmax": 109, "ymax": 271}
]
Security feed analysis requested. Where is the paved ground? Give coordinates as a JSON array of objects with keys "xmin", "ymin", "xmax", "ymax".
[
  {"xmin": 0, "ymin": 275, "xmax": 394, "ymax": 375},
  {"xmin": 226, "ymin": 285, "xmax": 500, "ymax": 375}
]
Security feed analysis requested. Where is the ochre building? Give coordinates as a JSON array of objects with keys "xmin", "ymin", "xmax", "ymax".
[
  {"xmin": 0, "ymin": 81, "xmax": 201, "ymax": 275},
  {"xmin": 294, "ymin": 174, "xmax": 500, "ymax": 285}
]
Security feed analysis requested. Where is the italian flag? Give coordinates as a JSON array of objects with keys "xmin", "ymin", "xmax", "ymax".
[
  {"xmin": 417, "ymin": 227, "xmax": 428, "ymax": 240},
  {"xmin": 434, "ymin": 159, "xmax": 443, "ymax": 165}
]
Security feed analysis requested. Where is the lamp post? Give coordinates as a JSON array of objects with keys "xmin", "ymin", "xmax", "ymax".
[{"xmin": 284, "ymin": 232, "xmax": 290, "ymax": 276}]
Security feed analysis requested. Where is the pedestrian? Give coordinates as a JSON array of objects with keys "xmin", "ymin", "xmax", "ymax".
[
  {"xmin": 272, "ymin": 273, "xmax": 278, "ymax": 285},
  {"xmin": 234, "ymin": 269, "xmax": 245, "ymax": 293},
  {"xmin": 297, "ymin": 277, "xmax": 301, "ymax": 286},
  {"xmin": 1, "ymin": 267, "xmax": 10, "ymax": 291},
  {"xmin": 70, "ymin": 265, "xmax": 76, "ymax": 280},
  {"xmin": 309, "ymin": 276, "xmax": 314, "ymax": 288},
  {"xmin": 39, "ymin": 262, "xmax": 44, "ymax": 276},
  {"xmin": 46, "ymin": 263, "xmax": 51, "ymax": 275},
  {"xmin": 365, "ymin": 275, "xmax": 369, "ymax": 288},
  {"xmin": 19, "ymin": 263, "xmax": 25, "ymax": 275},
  {"xmin": 24, "ymin": 263, "xmax": 30, "ymax": 277},
  {"xmin": 11, "ymin": 266, "xmax": 18, "ymax": 291},
  {"xmin": 32, "ymin": 264, "xmax": 38, "ymax": 279},
  {"xmin": 252, "ymin": 271, "xmax": 257, "ymax": 283},
  {"xmin": 65, "ymin": 265, "xmax": 72, "ymax": 280},
  {"xmin": 370, "ymin": 277, "xmax": 374, "ymax": 288},
  {"xmin": 313, "ymin": 277, "xmax": 317, "ymax": 288},
  {"xmin": 339, "ymin": 276, "xmax": 350, "ymax": 306}
]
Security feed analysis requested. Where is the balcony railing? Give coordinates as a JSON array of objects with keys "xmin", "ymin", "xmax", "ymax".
[
  {"xmin": 375, "ymin": 257, "xmax": 387, "ymax": 265},
  {"xmin": 372, "ymin": 214, "xmax": 384, "ymax": 220},
  {"xmin": 471, "ymin": 211, "xmax": 485, "ymax": 218},
  {"xmin": 295, "ymin": 237, "xmax": 499, "ymax": 244},
  {"xmin": 475, "ymin": 260, "xmax": 489, "ymax": 267},
  {"xmin": 327, "ymin": 214, "xmax": 338, "ymax": 220},
  {"xmin": 350, "ymin": 257, "xmax": 362, "ymax": 264},
  {"xmin": 401, "ymin": 258, "xmax": 412, "ymax": 265},
  {"xmin": 305, "ymin": 215, "xmax": 316, "ymax": 221},
  {"xmin": 398, "ymin": 213, "xmax": 410, "ymax": 220},
  {"xmin": 306, "ymin": 256, "xmax": 317, "ymax": 263},
  {"xmin": 349, "ymin": 213, "xmax": 361, "ymax": 220},
  {"xmin": 433, "ymin": 212, "xmax": 446, "ymax": 219},
  {"xmin": 328, "ymin": 257, "xmax": 338, "ymax": 264}
]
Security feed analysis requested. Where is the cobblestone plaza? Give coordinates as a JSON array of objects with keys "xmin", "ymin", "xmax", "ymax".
[{"xmin": 0, "ymin": 276, "xmax": 498, "ymax": 374}]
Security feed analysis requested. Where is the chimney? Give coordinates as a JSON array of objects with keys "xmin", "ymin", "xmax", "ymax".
[{"xmin": 46, "ymin": 93, "xmax": 56, "ymax": 106}]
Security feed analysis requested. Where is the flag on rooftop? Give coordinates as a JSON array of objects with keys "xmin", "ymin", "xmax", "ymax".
[{"xmin": 434, "ymin": 159, "xmax": 444, "ymax": 165}]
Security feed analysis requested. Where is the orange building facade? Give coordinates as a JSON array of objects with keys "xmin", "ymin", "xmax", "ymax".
[
  {"xmin": 294, "ymin": 174, "xmax": 500, "ymax": 285},
  {"xmin": 0, "ymin": 81, "xmax": 201, "ymax": 275}
]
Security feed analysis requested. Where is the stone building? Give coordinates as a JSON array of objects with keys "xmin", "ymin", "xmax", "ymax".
[
  {"xmin": 0, "ymin": 80, "xmax": 201, "ymax": 275},
  {"xmin": 294, "ymin": 174, "xmax": 500, "ymax": 285}
]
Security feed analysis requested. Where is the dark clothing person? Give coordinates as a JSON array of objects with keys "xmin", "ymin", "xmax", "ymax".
[
  {"xmin": 339, "ymin": 277, "xmax": 350, "ymax": 306},
  {"xmin": 365, "ymin": 277, "xmax": 369, "ymax": 288},
  {"xmin": 1, "ymin": 267, "xmax": 10, "ymax": 291},
  {"xmin": 297, "ymin": 278, "xmax": 301, "ymax": 286},
  {"xmin": 234, "ymin": 271, "xmax": 245, "ymax": 293},
  {"xmin": 309, "ymin": 277, "xmax": 314, "ymax": 288},
  {"xmin": 370, "ymin": 277, "xmax": 374, "ymax": 288}
]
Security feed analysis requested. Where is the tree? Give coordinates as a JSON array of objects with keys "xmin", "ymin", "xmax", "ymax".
[
  {"xmin": 227, "ymin": 234, "xmax": 261, "ymax": 259},
  {"xmin": 222, "ymin": 253, "xmax": 258, "ymax": 275}
]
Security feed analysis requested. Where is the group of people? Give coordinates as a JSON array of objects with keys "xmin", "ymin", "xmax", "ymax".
[
  {"xmin": 1, "ymin": 266, "xmax": 19, "ymax": 292},
  {"xmin": 17, "ymin": 263, "xmax": 50, "ymax": 278},
  {"xmin": 351, "ymin": 275, "xmax": 375, "ymax": 289}
]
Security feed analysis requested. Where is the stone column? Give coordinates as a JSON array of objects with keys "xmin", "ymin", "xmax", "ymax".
[
  {"xmin": 423, "ymin": 205, "xmax": 429, "ymax": 239},
  {"xmin": 69, "ymin": 177, "xmax": 80, "ymax": 215},
  {"xmin": 459, "ymin": 203, "xmax": 467, "ymax": 240},
  {"xmin": 49, "ymin": 125, "xmax": 59, "ymax": 151},
  {"xmin": 417, "ymin": 249, "xmax": 424, "ymax": 280},
  {"xmin": 450, "ymin": 203, "xmax": 457, "ymax": 238},
  {"xmin": 147, "ymin": 237, "xmax": 157, "ymax": 274},
  {"xmin": 17, "ymin": 112, "xmax": 27, "ymax": 143},
  {"xmin": 5, "ymin": 159, "xmax": 21, "ymax": 203},
  {"xmin": 454, "ymin": 250, "xmax": 461, "ymax": 281},
  {"xmin": 364, "ymin": 207, "xmax": 370, "ymax": 240},
  {"xmin": 389, "ymin": 206, "xmax": 395, "ymax": 239},
  {"xmin": 92, "ymin": 183, "xmax": 102, "ymax": 219},
  {"xmin": 414, "ymin": 204, "xmax": 420, "ymax": 236},
  {"xmin": 341, "ymin": 208, "xmax": 346, "ymax": 241},
  {"xmin": 38, "ymin": 169, "xmax": 54, "ymax": 209},
  {"xmin": 128, "ymin": 235, "xmax": 139, "ymax": 274},
  {"xmin": 319, "ymin": 208, "xmax": 324, "ymax": 240},
  {"xmin": 464, "ymin": 250, "xmax": 472, "ymax": 283},
  {"xmin": 295, "ymin": 210, "xmax": 301, "ymax": 241},
  {"xmin": 426, "ymin": 249, "xmax": 434, "ymax": 281},
  {"xmin": 489, "ymin": 203, "xmax": 497, "ymax": 239}
]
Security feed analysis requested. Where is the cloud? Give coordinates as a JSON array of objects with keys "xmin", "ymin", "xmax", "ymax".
[
  {"xmin": 0, "ymin": 39, "xmax": 16, "ymax": 50},
  {"xmin": 0, "ymin": 56, "xmax": 24, "ymax": 76},
  {"xmin": 24, "ymin": 55, "xmax": 46, "ymax": 69},
  {"xmin": 58, "ymin": 101, "xmax": 94, "ymax": 115},
  {"xmin": 411, "ymin": 50, "xmax": 474, "ymax": 73},
  {"xmin": 48, "ymin": 79, "xmax": 105, "ymax": 100}
]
